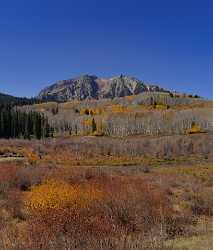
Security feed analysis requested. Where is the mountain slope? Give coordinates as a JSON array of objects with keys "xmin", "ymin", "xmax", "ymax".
[{"xmin": 38, "ymin": 74, "xmax": 169, "ymax": 101}]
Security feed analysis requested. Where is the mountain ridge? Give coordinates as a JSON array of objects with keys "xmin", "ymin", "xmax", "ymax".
[{"xmin": 38, "ymin": 74, "xmax": 169, "ymax": 102}]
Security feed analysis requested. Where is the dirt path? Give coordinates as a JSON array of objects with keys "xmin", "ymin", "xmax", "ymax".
[{"xmin": 0, "ymin": 157, "xmax": 25, "ymax": 162}]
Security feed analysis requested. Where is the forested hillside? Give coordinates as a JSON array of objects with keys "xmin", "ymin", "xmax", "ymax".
[
  {"xmin": 1, "ymin": 90, "xmax": 212, "ymax": 139},
  {"xmin": 22, "ymin": 92, "xmax": 213, "ymax": 137}
]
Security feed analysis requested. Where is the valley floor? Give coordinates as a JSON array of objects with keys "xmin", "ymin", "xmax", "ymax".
[{"xmin": 0, "ymin": 134, "xmax": 213, "ymax": 249}]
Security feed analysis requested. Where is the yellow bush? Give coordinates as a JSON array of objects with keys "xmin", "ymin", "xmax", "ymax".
[
  {"xmin": 187, "ymin": 123, "xmax": 203, "ymax": 134},
  {"xmin": 154, "ymin": 104, "xmax": 168, "ymax": 110},
  {"xmin": 25, "ymin": 180, "xmax": 102, "ymax": 211}
]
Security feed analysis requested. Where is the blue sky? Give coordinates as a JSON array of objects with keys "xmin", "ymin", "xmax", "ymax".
[{"xmin": 0, "ymin": 0, "xmax": 213, "ymax": 98}]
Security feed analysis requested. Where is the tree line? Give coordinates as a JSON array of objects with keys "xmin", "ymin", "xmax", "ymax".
[
  {"xmin": 0, "ymin": 93, "xmax": 45, "ymax": 106},
  {"xmin": 0, "ymin": 105, "xmax": 52, "ymax": 139}
]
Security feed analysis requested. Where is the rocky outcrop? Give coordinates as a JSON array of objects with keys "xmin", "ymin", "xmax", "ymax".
[{"xmin": 38, "ymin": 74, "xmax": 169, "ymax": 101}]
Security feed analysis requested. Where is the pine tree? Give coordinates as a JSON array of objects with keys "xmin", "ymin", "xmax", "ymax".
[{"xmin": 91, "ymin": 118, "xmax": 97, "ymax": 133}]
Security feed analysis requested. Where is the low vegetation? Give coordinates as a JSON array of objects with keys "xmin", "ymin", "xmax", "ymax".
[{"xmin": 0, "ymin": 135, "xmax": 212, "ymax": 249}]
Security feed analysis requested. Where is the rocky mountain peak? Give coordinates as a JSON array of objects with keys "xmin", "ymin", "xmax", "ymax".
[{"xmin": 38, "ymin": 74, "xmax": 168, "ymax": 101}]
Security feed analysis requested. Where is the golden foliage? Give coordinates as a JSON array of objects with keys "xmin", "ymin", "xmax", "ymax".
[
  {"xmin": 25, "ymin": 180, "xmax": 102, "ymax": 211},
  {"xmin": 154, "ymin": 104, "xmax": 169, "ymax": 110},
  {"xmin": 187, "ymin": 123, "xmax": 203, "ymax": 134}
]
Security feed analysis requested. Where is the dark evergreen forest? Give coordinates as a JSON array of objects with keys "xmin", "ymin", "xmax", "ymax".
[
  {"xmin": 0, "ymin": 93, "xmax": 52, "ymax": 139},
  {"xmin": 0, "ymin": 93, "xmax": 43, "ymax": 106},
  {"xmin": 0, "ymin": 105, "xmax": 52, "ymax": 139}
]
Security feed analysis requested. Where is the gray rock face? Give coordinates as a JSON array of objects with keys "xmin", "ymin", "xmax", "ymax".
[{"xmin": 38, "ymin": 74, "xmax": 168, "ymax": 101}]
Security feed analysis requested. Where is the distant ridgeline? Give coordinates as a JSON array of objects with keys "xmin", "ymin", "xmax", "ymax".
[
  {"xmin": 0, "ymin": 92, "xmax": 42, "ymax": 106},
  {"xmin": 0, "ymin": 93, "xmax": 52, "ymax": 139}
]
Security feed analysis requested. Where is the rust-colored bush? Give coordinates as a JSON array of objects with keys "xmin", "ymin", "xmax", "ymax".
[
  {"xmin": 0, "ymin": 164, "xmax": 20, "ymax": 195},
  {"xmin": 23, "ymin": 173, "xmax": 178, "ymax": 247}
]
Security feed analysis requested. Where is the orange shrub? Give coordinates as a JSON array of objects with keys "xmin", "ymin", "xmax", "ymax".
[{"xmin": 25, "ymin": 180, "xmax": 102, "ymax": 212}]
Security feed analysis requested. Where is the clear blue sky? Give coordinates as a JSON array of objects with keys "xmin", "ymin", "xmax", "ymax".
[{"xmin": 0, "ymin": 0, "xmax": 213, "ymax": 98}]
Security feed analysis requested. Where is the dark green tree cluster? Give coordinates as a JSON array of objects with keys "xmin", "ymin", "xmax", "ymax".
[
  {"xmin": 0, "ymin": 105, "xmax": 53, "ymax": 139},
  {"xmin": 0, "ymin": 93, "xmax": 47, "ymax": 107}
]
